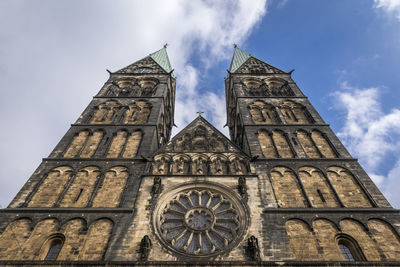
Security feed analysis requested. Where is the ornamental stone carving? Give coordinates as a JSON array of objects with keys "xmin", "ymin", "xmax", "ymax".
[
  {"xmin": 105, "ymin": 77, "xmax": 158, "ymax": 97},
  {"xmin": 153, "ymin": 183, "xmax": 248, "ymax": 258},
  {"xmin": 174, "ymin": 126, "xmax": 226, "ymax": 153},
  {"xmin": 241, "ymin": 77, "xmax": 294, "ymax": 97}
]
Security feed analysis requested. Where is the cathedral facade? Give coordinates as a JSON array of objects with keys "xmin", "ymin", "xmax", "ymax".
[{"xmin": 0, "ymin": 46, "xmax": 400, "ymax": 265}]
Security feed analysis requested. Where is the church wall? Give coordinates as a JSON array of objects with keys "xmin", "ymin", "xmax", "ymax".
[
  {"xmin": 28, "ymin": 166, "xmax": 73, "ymax": 208},
  {"xmin": 269, "ymin": 167, "xmax": 308, "ymax": 208},
  {"xmin": 111, "ymin": 175, "xmax": 263, "ymax": 261},
  {"xmin": 260, "ymin": 211, "xmax": 400, "ymax": 261},
  {"xmin": 95, "ymin": 75, "xmax": 171, "ymax": 98},
  {"xmin": 285, "ymin": 219, "xmax": 321, "ymax": 260},
  {"xmin": 235, "ymin": 98, "xmax": 353, "ymax": 158},
  {"xmin": 59, "ymin": 166, "xmax": 100, "ymax": 207},
  {"xmin": 0, "ymin": 215, "xmax": 120, "ymax": 261},
  {"xmin": 298, "ymin": 166, "xmax": 340, "ymax": 208},
  {"xmin": 368, "ymin": 219, "xmax": 400, "ymax": 260},
  {"xmin": 0, "ymin": 218, "xmax": 32, "ymax": 260},
  {"xmin": 250, "ymin": 160, "xmax": 389, "ymax": 209},
  {"xmin": 48, "ymin": 95, "xmax": 165, "ymax": 159},
  {"xmin": 232, "ymin": 92, "xmax": 390, "ymax": 209},
  {"xmin": 92, "ymin": 166, "xmax": 128, "ymax": 208},
  {"xmin": 7, "ymin": 159, "xmax": 147, "ymax": 209},
  {"xmin": 63, "ymin": 130, "xmax": 90, "ymax": 158},
  {"xmin": 57, "ymin": 218, "xmax": 86, "ymax": 260},
  {"xmin": 3, "ymin": 206, "xmax": 399, "ymax": 262}
]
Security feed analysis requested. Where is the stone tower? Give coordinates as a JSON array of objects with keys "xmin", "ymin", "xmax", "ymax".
[{"xmin": 0, "ymin": 46, "xmax": 400, "ymax": 265}]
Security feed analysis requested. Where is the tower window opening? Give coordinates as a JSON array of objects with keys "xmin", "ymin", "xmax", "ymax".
[
  {"xmin": 317, "ymin": 189, "xmax": 325, "ymax": 203},
  {"xmin": 336, "ymin": 236, "xmax": 365, "ymax": 262},
  {"xmin": 338, "ymin": 243, "xmax": 355, "ymax": 261},
  {"xmin": 74, "ymin": 188, "xmax": 83, "ymax": 202},
  {"xmin": 44, "ymin": 237, "xmax": 63, "ymax": 261}
]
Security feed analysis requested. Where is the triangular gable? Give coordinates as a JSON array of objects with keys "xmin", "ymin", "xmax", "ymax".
[
  {"xmin": 229, "ymin": 46, "xmax": 286, "ymax": 74},
  {"xmin": 115, "ymin": 56, "xmax": 166, "ymax": 74},
  {"xmin": 115, "ymin": 46, "xmax": 174, "ymax": 75},
  {"xmin": 236, "ymin": 56, "xmax": 286, "ymax": 74},
  {"xmin": 154, "ymin": 116, "xmax": 248, "ymax": 156}
]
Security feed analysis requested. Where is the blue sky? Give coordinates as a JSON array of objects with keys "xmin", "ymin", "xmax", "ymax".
[{"xmin": 0, "ymin": 0, "xmax": 400, "ymax": 207}]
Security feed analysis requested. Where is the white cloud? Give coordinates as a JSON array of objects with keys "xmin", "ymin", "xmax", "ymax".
[
  {"xmin": 374, "ymin": 0, "xmax": 400, "ymax": 20},
  {"xmin": 0, "ymin": 0, "xmax": 267, "ymax": 207},
  {"xmin": 382, "ymin": 159, "xmax": 400, "ymax": 206},
  {"xmin": 333, "ymin": 82, "xmax": 400, "ymax": 207},
  {"xmin": 166, "ymin": 0, "xmax": 267, "ymax": 133}
]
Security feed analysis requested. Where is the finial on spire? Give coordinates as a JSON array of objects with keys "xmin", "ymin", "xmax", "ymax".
[
  {"xmin": 197, "ymin": 111, "xmax": 204, "ymax": 116},
  {"xmin": 233, "ymin": 43, "xmax": 238, "ymax": 48},
  {"xmin": 164, "ymin": 43, "xmax": 168, "ymax": 48}
]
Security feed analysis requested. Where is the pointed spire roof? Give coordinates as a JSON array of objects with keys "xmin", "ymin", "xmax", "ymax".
[
  {"xmin": 150, "ymin": 45, "xmax": 173, "ymax": 74},
  {"xmin": 228, "ymin": 45, "xmax": 286, "ymax": 74},
  {"xmin": 229, "ymin": 45, "xmax": 251, "ymax": 73}
]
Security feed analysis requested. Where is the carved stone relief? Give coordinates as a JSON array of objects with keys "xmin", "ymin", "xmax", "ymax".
[
  {"xmin": 117, "ymin": 57, "xmax": 163, "ymax": 74},
  {"xmin": 249, "ymin": 101, "xmax": 279, "ymax": 124},
  {"xmin": 174, "ymin": 126, "xmax": 226, "ymax": 153},
  {"xmin": 124, "ymin": 101, "xmax": 151, "ymax": 124},
  {"xmin": 241, "ymin": 77, "xmax": 293, "ymax": 97},
  {"xmin": 236, "ymin": 57, "xmax": 284, "ymax": 74},
  {"xmin": 264, "ymin": 77, "xmax": 294, "ymax": 96},
  {"xmin": 191, "ymin": 154, "xmax": 208, "ymax": 175},
  {"xmin": 210, "ymin": 155, "xmax": 228, "ymax": 175},
  {"xmin": 152, "ymin": 153, "xmax": 248, "ymax": 176},
  {"xmin": 91, "ymin": 100, "xmax": 120, "ymax": 124},
  {"xmin": 106, "ymin": 78, "xmax": 158, "ymax": 97},
  {"xmin": 280, "ymin": 100, "xmax": 313, "ymax": 124},
  {"xmin": 172, "ymin": 155, "xmax": 190, "ymax": 175},
  {"xmin": 229, "ymin": 155, "xmax": 248, "ymax": 175},
  {"xmin": 153, "ymin": 155, "xmax": 171, "ymax": 175}
]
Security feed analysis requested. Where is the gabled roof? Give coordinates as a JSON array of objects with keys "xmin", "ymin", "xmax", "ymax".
[
  {"xmin": 228, "ymin": 46, "xmax": 286, "ymax": 74},
  {"xmin": 153, "ymin": 115, "xmax": 249, "ymax": 157},
  {"xmin": 115, "ymin": 45, "xmax": 174, "ymax": 76}
]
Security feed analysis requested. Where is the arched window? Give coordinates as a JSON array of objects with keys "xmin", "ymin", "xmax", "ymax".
[
  {"xmin": 338, "ymin": 243, "xmax": 355, "ymax": 261},
  {"xmin": 43, "ymin": 236, "xmax": 64, "ymax": 260},
  {"xmin": 337, "ymin": 236, "xmax": 365, "ymax": 261}
]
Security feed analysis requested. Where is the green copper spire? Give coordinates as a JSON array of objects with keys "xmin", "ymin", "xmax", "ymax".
[
  {"xmin": 229, "ymin": 45, "xmax": 251, "ymax": 73},
  {"xmin": 150, "ymin": 44, "xmax": 173, "ymax": 74}
]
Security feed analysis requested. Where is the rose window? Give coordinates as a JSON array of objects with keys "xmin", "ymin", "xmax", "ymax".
[{"xmin": 153, "ymin": 183, "xmax": 248, "ymax": 257}]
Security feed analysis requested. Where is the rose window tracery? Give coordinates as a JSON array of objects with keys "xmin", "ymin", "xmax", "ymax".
[{"xmin": 153, "ymin": 183, "xmax": 248, "ymax": 257}]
